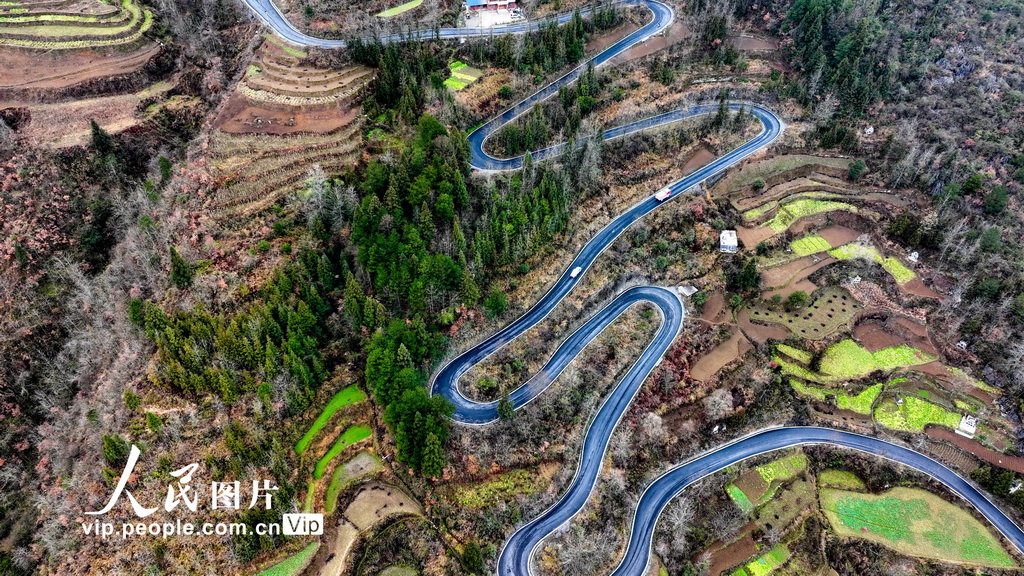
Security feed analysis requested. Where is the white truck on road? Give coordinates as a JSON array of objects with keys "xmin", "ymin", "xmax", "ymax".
[{"xmin": 654, "ymin": 187, "xmax": 672, "ymax": 201}]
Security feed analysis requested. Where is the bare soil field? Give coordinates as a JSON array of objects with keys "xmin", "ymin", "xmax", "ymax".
[
  {"xmin": 760, "ymin": 256, "xmax": 835, "ymax": 290},
  {"xmin": 726, "ymin": 34, "xmax": 777, "ymax": 51},
  {"xmin": 700, "ymin": 292, "xmax": 726, "ymax": 323},
  {"xmin": 705, "ymin": 527, "xmax": 758, "ymax": 576},
  {"xmin": 0, "ymin": 43, "xmax": 158, "ymax": 90},
  {"xmin": 853, "ymin": 321, "xmax": 905, "ymax": 352},
  {"xmin": 690, "ymin": 329, "xmax": 751, "ymax": 381},
  {"xmin": 214, "ymin": 91, "xmax": 361, "ymax": 134},
  {"xmin": 682, "ymin": 147, "xmax": 715, "ymax": 174},
  {"xmin": 737, "ymin": 307, "xmax": 790, "ymax": 343},
  {"xmin": 735, "ymin": 224, "xmax": 774, "ymax": 247},
  {"xmin": 817, "ymin": 225, "xmax": 861, "ymax": 247}
]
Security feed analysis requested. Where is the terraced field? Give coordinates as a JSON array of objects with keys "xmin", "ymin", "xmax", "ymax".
[
  {"xmin": 206, "ymin": 122, "xmax": 362, "ymax": 217},
  {"xmin": 0, "ymin": 0, "xmax": 152, "ymax": 48},
  {"xmin": 215, "ymin": 38, "xmax": 372, "ymax": 134}
]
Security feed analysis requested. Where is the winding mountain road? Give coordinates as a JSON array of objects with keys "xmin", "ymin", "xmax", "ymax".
[{"xmin": 235, "ymin": 1, "xmax": 1024, "ymax": 574}]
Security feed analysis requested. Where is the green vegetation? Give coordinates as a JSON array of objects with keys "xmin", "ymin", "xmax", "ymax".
[
  {"xmin": 818, "ymin": 469, "xmax": 866, "ymax": 489},
  {"xmin": 790, "ymin": 379, "xmax": 890, "ymax": 415},
  {"xmin": 828, "ymin": 243, "xmax": 915, "ymax": 284},
  {"xmin": 452, "ymin": 468, "xmax": 543, "ymax": 509},
  {"xmin": 726, "ymin": 483, "xmax": 755, "ymax": 514},
  {"xmin": 790, "ymin": 234, "xmax": 832, "ymax": 256},
  {"xmin": 730, "ymin": 544, "xmax": 790, "ymax": 576},
  {"xmin": 255, "ymin": 542, "xmax": 320, "ymax": 576},
  {"xmin": 838, "ymin": 383, "xmax": 882, "ymax": 413},
  {"xmin": 874, "ymin": 396, "xmax": 961, "ymax": 432},
  {"xmin": 756, "ymin": 453, "xmax": 807, "ymax": 485},
  {"xmin": 818, "ymin": 340, "xmax": 934, "ymax": 379},
  {"xmin": 776, "ymin": 344, "xmax": 812, "ymax": 364},
  {"xmin": 313, "ymin": 425, "xmax": 372, "ymax": 479},
  {"xmin": 295, "ymin": 384, "xmax": 367, "ymax": 455},
  {"xmin": 444, "ymin": 61, "xmax": 482, "ymax": 91},
  {"xmin": 763, "ymin": 199, "xmax": 857, "ymax": 233},
  {"xmin": 169, "ymin": 246, "xmax": 193, "ymax": 289},
  {"xmin": 132, "ymin": 253, "xmax": 337, "ymax": 409},
  {"xmin": 778, "ymin": 340, "xmax": 933, "ymax": 382},
  {"xmin": 821, "ymin": 488, "xmax": 1014, "ymax": 567},
  {"xmin": 376, "ymin": 0, "xmax": 422, "ymax": 17}
]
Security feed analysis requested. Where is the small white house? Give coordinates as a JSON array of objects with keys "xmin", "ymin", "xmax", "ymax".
[
  {"xmin": 719, "ymin": 230, "xmax": 738, "ymax": 254},
  {"xmin": 956, "ymin": 414, "xmax": 978, "ymax": 438}
]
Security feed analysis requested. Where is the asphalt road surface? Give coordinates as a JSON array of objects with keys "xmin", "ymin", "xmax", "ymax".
[{"xmin": 234, "ymin": 2, "xmax": 1024, "ymax": 574}]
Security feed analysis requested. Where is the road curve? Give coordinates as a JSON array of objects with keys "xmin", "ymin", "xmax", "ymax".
[{"xmin": 233, "ymin": 1, "xmax": 1024, "ymax": 575}]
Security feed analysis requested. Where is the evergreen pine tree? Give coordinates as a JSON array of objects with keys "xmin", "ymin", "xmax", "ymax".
[
  {"xmin": 421, "ymin": 432, "xmax": 445, "ymax": 478},
  {"xmin": 170, "ymin": 247, "xmax": 193, "ymax": 289}
]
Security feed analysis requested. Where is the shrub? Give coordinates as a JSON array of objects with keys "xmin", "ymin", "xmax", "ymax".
[
  {"xmin": 484, "ymin": 290, "xmax": 507, "ymax": 319},
  {"xmin": 847, "ymin": 159, "xmax": 867, "ymax": 181},
  {"xmin": 983, "ymin": 185, "xmax": 1009, "ymax": 215},
  {"xmin": 980, "ymin": 227, "xmax": 1001, "ymax": 252},
  {"xmin": 145, "ymin": 412, "xmax": 163, "ymax": 432},
  {"xmin": 103, "ymin": 433, "xmax": 130, "ymax": 465},
  {"xmin": 124, "ymin": 390, "xmax": 141, "ymax": 411},
  {"xmin": 962, "ymin": 173, "xmax": 985, "ymax": 195},
  {"xmin": 786, "ymin": 290, "xmax": 809, "ymax": 309},
  {"xmin": 752, "ymin": 178, "xmax": 766, "ymax": 190}
]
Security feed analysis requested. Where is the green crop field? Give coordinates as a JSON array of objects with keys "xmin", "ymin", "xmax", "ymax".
[
  {"xmin": 763, "ymin": 199, "xmax": 857, "ymax": 233},
  {"xmin": 777, "ymin": 340, "xmax": 933, "ymax": 383},
  {"xmin": 730, "ymin": 544, "xmax": 790, "ymax": 576},
  {"xmin": 444, "ymin": 61, "xmax": 482, "ymax": 91},
  {"xmin": 776, "ymin": 344, "xmax": 812, "ymax": 364},
  {"xmin": 874, "ymin": 396, "xmax": 962, "ymax": 432},
  {"xmin": 837, "ymin": 383, "xmax": 882, "ymax": 413},
  {"xmin": 790, "ymin": 234, "xmax": 832, "ymax": 256},
  {"xmin": 757, "ymin": 453, "xmax": 807, "ymax": 484},
  {"xmin": 376, "ymin": 0, "xmax": 422, "ymax": 17},
  {"xmin": 313, "ymin": 425, "xmax": 372, "ymax": 479},
  {"xmin": 817, "ymin": 469, "xmax": 866, "ymax": 489},
  {"xmin": 255, "ymin": 542, "xmax": 320, "ymax": 576},
  {"xmin": 727, "ymin": 482, "xmax": 756, "ymax": 514},
  {"xmin": 790, "ymin": 379, "xmax": 894, "ymax": 414},
  {"xmin": 295, "ymin": 384, "xmax": 367, "ymax": 455},
  {"xmin": 828, "ymin": 243, "xmax": 915, "ymax": 284},
  {"xmin": 819, "ymin": 339, "xmax": 934, "ymax": 379},
  {"xmin": 820, "ymin": 487, "xmax": 1014, "ymax": 568}
]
